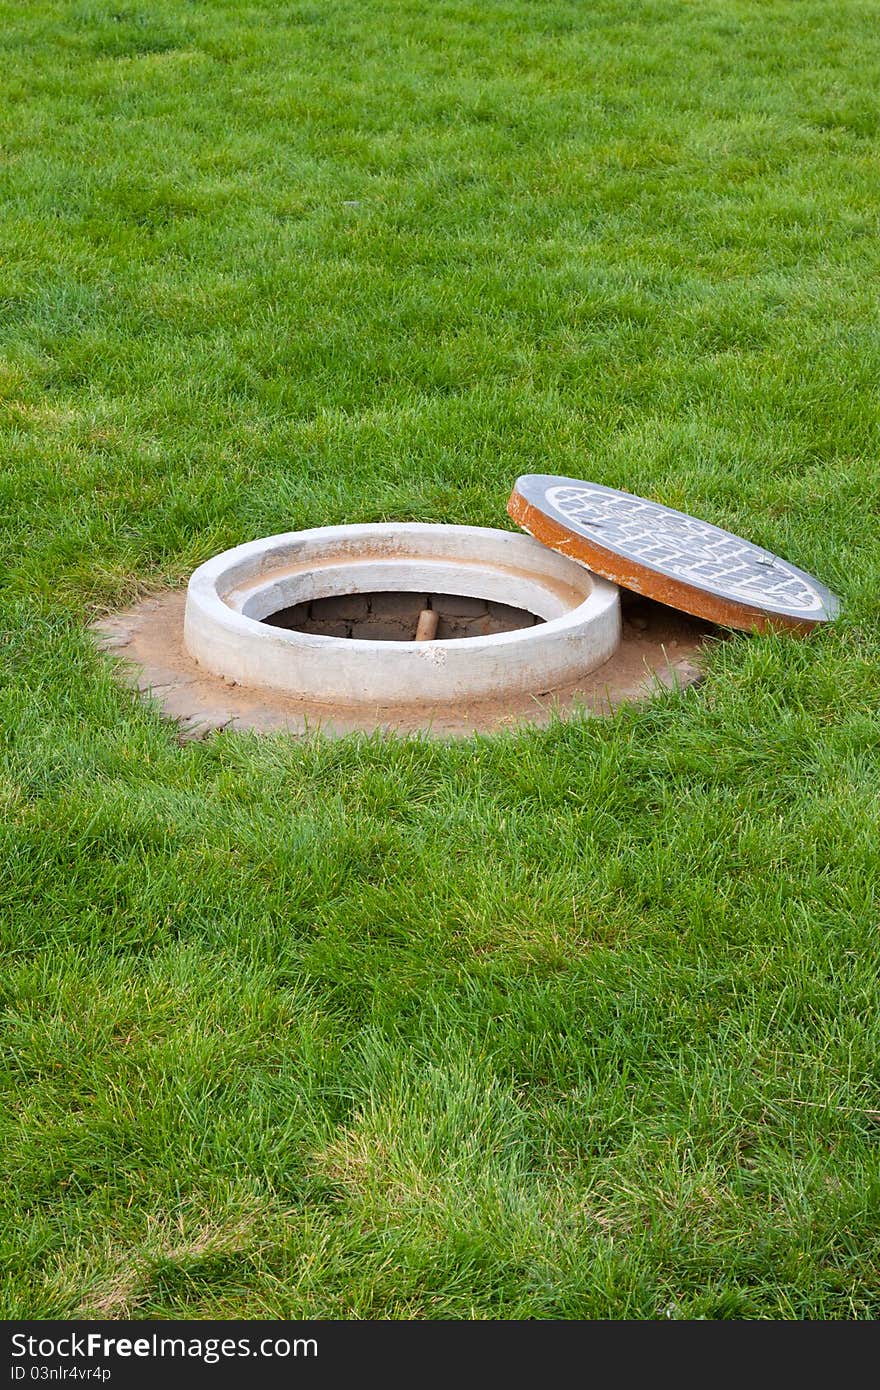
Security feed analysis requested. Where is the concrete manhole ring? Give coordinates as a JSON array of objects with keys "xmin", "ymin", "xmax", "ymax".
[
  {"xmin": 183, "ymin": 523, "xmax": 622, "ymax": 706},
  {"xmin": 92, "ymin": 523, "xmax": 710, "ymax": 740}
]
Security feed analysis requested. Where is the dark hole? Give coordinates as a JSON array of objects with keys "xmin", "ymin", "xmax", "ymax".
[{"xmin": 261, "ymin": 592, "xmax": 545, "ymax": 641}]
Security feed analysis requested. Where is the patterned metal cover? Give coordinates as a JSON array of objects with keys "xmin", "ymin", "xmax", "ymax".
[{"xmin": 508, "ymin": 475, "xmax": 839, "ymax": 632}]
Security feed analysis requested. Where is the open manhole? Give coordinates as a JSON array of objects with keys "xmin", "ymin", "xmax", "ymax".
[
  {"xmin": 183, "ymin": 523, "xmax": 622, "ymax": 705},
  {"xmin": 93, "ymin": 520, "xmax": 709, "ymax": 739},
  {"xmin": 262, "ymin": 592, "xmax": 543, "ymax": 641},
  {"xmin": 92, "ymin": 473, "xmax": 839, "ymax": 739}
]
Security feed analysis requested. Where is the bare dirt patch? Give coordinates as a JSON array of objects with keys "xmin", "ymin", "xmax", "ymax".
[{"xmin": 91, "ymin": 589, "xmax": 712, "ymax": 741}]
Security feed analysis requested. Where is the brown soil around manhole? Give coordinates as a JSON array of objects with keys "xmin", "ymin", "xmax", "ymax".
[{"xmin": 91, "ymin": 589, "xmax": 714, "ymax": 741}]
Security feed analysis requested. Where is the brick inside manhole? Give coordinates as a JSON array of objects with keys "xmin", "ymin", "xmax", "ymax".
[{"xmin": 262, "ymin": 591, "xmax": 544, "ymax": 641}]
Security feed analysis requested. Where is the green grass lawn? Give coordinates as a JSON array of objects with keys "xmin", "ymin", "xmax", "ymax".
[{"xmin": 2, "ymin": 0, "xmax": 880, "ymax": 1319}]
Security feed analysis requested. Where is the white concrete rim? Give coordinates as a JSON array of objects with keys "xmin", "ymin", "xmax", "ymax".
[{"xmin": 184, "ymin": 523, "xmax": 621, "ymax": 706}]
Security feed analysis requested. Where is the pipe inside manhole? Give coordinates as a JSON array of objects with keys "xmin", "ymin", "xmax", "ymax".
[{"xmin": 183, "ymin": 523, "xmax": 622, "ymax": 707}]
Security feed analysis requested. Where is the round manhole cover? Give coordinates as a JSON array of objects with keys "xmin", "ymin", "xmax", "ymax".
[{"xmin": 508, "ymin": 475, "xmax": 839, "ymax": 632}]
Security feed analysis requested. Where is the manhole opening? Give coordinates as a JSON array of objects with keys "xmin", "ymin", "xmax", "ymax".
[{"xmin": 261, "ymin": 591, "xmax": 545, "ymax": 642}]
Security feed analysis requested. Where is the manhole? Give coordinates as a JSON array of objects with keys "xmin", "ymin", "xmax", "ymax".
[
  {"xmin": 91, "ymin": 470, "xmax": 835, "ymax": 738},
  {"xmin": 183, "ymin": 523, "xmax": 622, "ymax": 705},
  {"xmin": 93, "ymin": 521, "xmax": 711, "ymax": 741},
  {"xmin": 262, "ymin": 592, "xmax": 543, "ymax": 641}
]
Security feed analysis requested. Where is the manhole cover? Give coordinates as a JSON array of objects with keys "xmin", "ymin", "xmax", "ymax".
[{"xmin": 508, "ymin": 475, "xmax": 840, "ymax": 632}]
